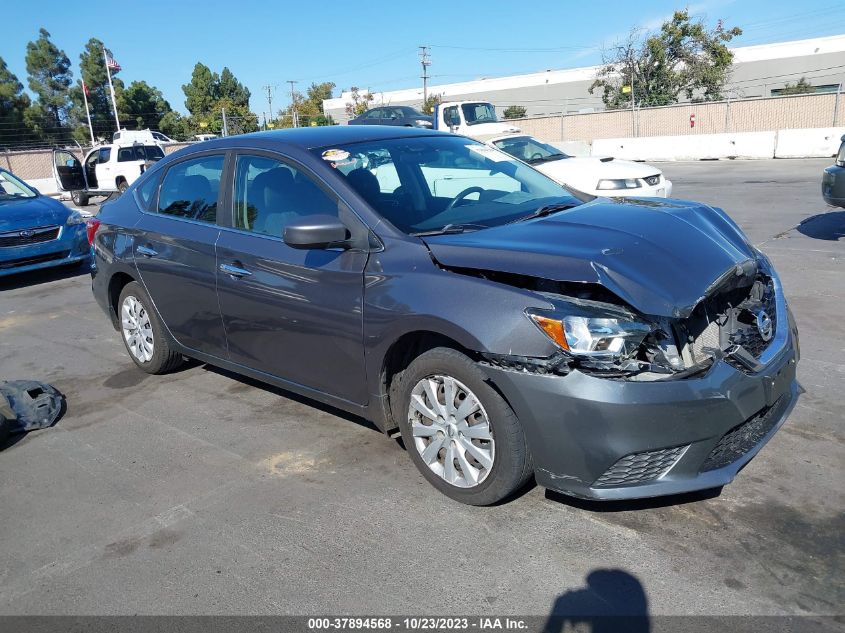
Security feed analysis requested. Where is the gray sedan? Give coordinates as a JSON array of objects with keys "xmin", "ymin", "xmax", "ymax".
[
  {"xmin": 347, "ymin": 105, "xmax": 432, "ymax": 128},
  {"xmin": 822, "ymin": 134, "xmax": 845, "ymax": 207}
]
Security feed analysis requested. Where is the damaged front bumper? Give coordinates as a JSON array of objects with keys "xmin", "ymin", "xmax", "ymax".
[{"xmin": 481, "ymin": 326, "xmax": 798, "ymax": 500}]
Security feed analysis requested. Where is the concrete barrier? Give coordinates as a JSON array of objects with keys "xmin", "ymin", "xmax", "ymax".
[
  {"xmin": 549, "ymin": 140, "xmax": 592, "ymax": 156},
  {"xmin": 592, "ymin": 132, "xmax": 777, "ymax": 161},
  {"xmin": 774, "ymin": 127, "xmax": 845, "ymax": 158}
]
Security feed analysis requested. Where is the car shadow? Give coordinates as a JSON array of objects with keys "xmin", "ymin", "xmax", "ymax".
[
  {"xmin": 542, "ymin": 569, "xmax": 650, "ymax": 632},
  {"xmin": 0, "ymin": 260, "xmax": 91, "ymax": 290},
  {"xmin": 200, "ymin": 364, "xmax": 381, "ymax": 434},
  {"xmin": 797, "ymin": 210, "xmax": 845, "ymax": 241},
  {"xmin": 544, "ymin": 486, "xmax": 722, "ymax": 512}
]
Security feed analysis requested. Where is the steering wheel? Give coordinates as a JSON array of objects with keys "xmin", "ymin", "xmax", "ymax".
[{"xmin": 445, "ymin": 186, "xmax": 485, "ymax": 211}]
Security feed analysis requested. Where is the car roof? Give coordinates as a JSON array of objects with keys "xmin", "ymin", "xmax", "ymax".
[{"xmin": 194, "ymin": 125, "xmax": 452, "ymax": 151}]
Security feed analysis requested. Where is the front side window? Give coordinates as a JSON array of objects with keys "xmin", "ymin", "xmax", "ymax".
[
  {"xmin": 319, "ymin": 135, "xmax": 579, "ymax": 235},
  {"xmin": 492, "ymin": 136, "xmax": 569, "ymax": 165},
  {"xmin": 461, "ymin": 103, "xmax": 497, "ymax": 125},
  {"xmin": 0, "ymin": 169, "xmax": 37, "ymax": 200},
  {"xmin": 233, "ymin": 154, "xmax": 337, "ymax": 238},
  {"xmin": 442, "ymin": 106, "xmax": 460, "ymax": 127},
  {"xmin": 98, "ymin": 147, "xmax": 112, "ymax": 163},
  {"xmin": 157, "ymin": 154, "xmax": 224, "ymax": 222}
]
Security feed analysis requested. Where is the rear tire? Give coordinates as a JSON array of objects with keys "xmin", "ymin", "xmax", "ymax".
[
  {"xmin": 71, "ymin": 190, "xmax": 89, "ymax": 206},
  {"xmin": 117, "ymin": 179, "xmax": 129, "ymax": 194},
  {"xmin": 393, "ymin": 347, "xmax": 533, "ymax": 505},
  {"xmin": 118, "ymin": 281, "xmax": 184, "ymax": 374}
]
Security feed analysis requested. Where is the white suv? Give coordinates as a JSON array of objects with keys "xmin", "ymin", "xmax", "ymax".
[{"xmin": 52, "ymin": 142, "xmax": 165, "ymax": 206}]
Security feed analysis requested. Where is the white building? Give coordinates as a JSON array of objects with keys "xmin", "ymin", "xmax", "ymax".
[{"xmin": 323, "ymin": 34, "xmax": 845, "ymax": 123}]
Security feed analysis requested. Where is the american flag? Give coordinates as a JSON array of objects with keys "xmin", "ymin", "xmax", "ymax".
[{"xmin": 105, "ymin": 51, "xmax": 121, "ymax": 74}]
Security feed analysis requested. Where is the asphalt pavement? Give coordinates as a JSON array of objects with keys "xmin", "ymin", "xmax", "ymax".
[{"xmin": 0, "ymin": 158, "xmax": 842, "ymax": 619}]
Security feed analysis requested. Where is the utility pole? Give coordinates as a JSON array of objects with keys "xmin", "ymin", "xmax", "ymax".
[
  {"xmin": 419, "ymin": 46, "xmax": 431, "ymax": 106},
  {"xmin": 221, "ymin": 107, "xmax": 229, "ymax": 137},
  {"xmin": 263, "ymin": 85, "xmax": 276, "ymax": 122},
  {"xmin": 287, "ymin": 80, "xmax": 299, "ymax": 127}
]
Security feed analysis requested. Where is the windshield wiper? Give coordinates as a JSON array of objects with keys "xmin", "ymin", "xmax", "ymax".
[
  {"xmin": 506, "ymin": 202, "xmax": 577, "ymax": 225},
  {"xmin": 412, "ymin": 223, "xmax": 489, "ymax": 237},
  {"xmin": 529, "ymin": 153, "xmax": 568, "ymax": 164}
]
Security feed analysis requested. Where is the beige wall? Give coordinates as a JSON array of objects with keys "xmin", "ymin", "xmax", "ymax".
[{"xmin": 515, "ymin": 92, "xmax": 845, "ymax": 142}]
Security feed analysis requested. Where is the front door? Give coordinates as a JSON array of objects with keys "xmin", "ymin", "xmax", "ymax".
[
  {"xmin": 133, "ymin": 152, "xmax": 227, "ymax": 357},
  {"xmin": 215, "ymin": 152, "xmax": 369, "ymax": 404},
  {"xmin": 52, "ymin": 150, "xmax": 87, "ymax": 192}
]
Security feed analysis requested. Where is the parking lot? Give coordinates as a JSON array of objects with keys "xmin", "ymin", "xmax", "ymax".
[{"xmin": 0, "ymin": 158, "xmax": 842, "ymax": 618}]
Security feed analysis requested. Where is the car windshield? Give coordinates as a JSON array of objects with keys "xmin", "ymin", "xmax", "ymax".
[
  {"xmin": 0, "ymin": 169, "xmax": 37, "ymax": 201},
  {"xmin": 461, "ymin": 103, "xmax": 497, "ymax": 126},
  {"xmin": 319, "ymin": 135, "xmax": 581, "ymax": 235},
  {"xmin": 492, "ymin": 136, "xmax": 570, "ymax": 164}
]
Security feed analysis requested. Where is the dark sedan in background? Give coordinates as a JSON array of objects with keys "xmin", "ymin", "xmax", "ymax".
[
  {"xmin": 0, "ymin": 168, "xmax": 90, "ymax": 277},
  {"xmin": 347, "ymin": 105, "xmax": 432, "ymax": 128},
  {"xmin": 822, "ymin": 134, "xmax": 845, "ymax": 207},
  {"xmin": 85, "ymin": 126, "xmax": 798, "ymax": 506}
]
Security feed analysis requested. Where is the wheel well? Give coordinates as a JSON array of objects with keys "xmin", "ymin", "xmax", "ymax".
[
  {"xmin": 380, "ymin": 331, "xmax": 476, "ymax": 433},
  {"xmin": 115, "ymin": 176, "xmax": 127, "ymax": 187},
  {"xmin": 107, "ymin": 272, "xmax": 135, "ymax": 328}
]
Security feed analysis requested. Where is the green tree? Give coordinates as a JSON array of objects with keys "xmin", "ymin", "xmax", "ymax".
[
  {"xmin": 183, "ymin": 62, "xmax": 220, "ymax": 117},
  {"xmin": 0, "ymin": 57, "xmax": 33, "ymax": 148},
  {"xmin": 503, "ymin": 105, "xmax": 526, "ymax": 119},
  {"xmin": 25, "ymin": 28, "xmax": 73, "ymax": 142},
  {"xmin": 119, "ymin": 80, "xmax": 173, "ymax": 130},
  {"xmin": 590, "ymin": 10, "xmax": 742, "ymax": 109},
  {"xmin": 346, "ymin": 86, "xmax": 373, "ymax": 116},
  {"xmin": 158, "ymin": 110, "xmax": 189, "ymax": 140},
  {"xmin": 421, "ymin": 92, "xmax": 441, "ymax": 114},
  {"xmin": 218, "ymin": 67, "xmax": 250, "ymax": 109},
  {"xmin": 68, "ymin": 38, "xmax": 124, "ymax": 143},
  {"xmin": 274, "ymin": 82, "xmax": 336, "ymax": 127},
  {"xmin": 779, "ymin": 77, "xmax": 815, "ymax": 95}
]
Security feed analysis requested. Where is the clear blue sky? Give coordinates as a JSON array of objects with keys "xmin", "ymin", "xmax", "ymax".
[{"xmin": 4, "ymin": 0, "xmax": 845, "ymax": 115}]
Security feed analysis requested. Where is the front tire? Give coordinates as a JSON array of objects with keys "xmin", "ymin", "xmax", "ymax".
[
  {"xmin": 118, "ymin": 282, "xmax": 184, "ymax": 374},
  {"xmin": 71, "ymin": 190, "xmax": 89, "ymax": 206},
  {"xmin": 394, "ymin": 347, "xmax": 533, "ymax": 505}
]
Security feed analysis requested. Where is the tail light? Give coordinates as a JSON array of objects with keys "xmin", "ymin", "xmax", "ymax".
[{"xmin": 86, "ymin": 218, "xmax": 101, "ymax": 245}]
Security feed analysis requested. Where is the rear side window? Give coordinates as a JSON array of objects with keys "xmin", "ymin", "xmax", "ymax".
[
  {"xmin": 157, "ymin": 154, "xmax": 224, "ymax": 223},
  {"xmin": 135, "ymin": 173, "xmax": 160, "ymax": 210},
  {"xmin": 117, "ymin": 147, "xmax": 136, "ymax": 162}
]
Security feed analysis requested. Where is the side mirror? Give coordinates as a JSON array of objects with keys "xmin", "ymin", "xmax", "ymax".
[{"xmin": 283, "ymin": 215, "xmax": 350, "ymax": 249}]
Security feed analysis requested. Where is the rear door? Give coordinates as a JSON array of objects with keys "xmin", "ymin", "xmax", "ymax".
[
  {"xmin": 52, "ymin": 150, "xmax": 87, "ymax": 192},
  {"xmin": 132, "ymin": 151, "xmax": 228, "ymax": 357},
  {"xmin": 215, "ymin": 151, "xmax": 369, "ymax": 404}
]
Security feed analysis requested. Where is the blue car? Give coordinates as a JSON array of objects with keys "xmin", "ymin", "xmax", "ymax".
[{"xmin": 0, "ymin": 168, "xmax": 90, "ymax": 277}]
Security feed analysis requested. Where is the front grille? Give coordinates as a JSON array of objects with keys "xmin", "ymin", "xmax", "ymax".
[
  {"xmin": 701, "ymin": 397, "xmax": 783, "ymax": 471},
  {"xmin": 643, "ymin": 174, "xmax": 661, "ymax": 186},
  {"xmin": 0, "ymin": 250, "xmax": 70, "ymax": 270},
  {"xmin": 0, "ymin": 226, "xmax": 60, "ymax": 247},
  {"xmin": 593, "ymin": 445, "xmax": 687, "ymax": 487}
]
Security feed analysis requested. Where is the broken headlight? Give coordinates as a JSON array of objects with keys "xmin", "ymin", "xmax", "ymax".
[{"xmin": 527, "ymin": 307, "xmax": 652, "ymax": 360}]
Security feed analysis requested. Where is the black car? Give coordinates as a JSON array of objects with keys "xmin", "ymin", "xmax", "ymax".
[
  {"xmin": 347, "ymin": 106, "xmax": 432, "ymax": 128},
  {"xmin": 822, "ymin": 134, "xmax": 845, "ymax": 207},
  {"xmin": 82, "ymin": 127, "xmax": 799, "ymax": 505}
]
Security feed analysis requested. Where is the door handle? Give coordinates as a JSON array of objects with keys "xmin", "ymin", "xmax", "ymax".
[
  {"xmin": 219, "ymin": 262, "xmax": 252, "ymax": 278},
  {"xmin": 137, "ymin": 245, "xmax": 158, "ymax": 257}
]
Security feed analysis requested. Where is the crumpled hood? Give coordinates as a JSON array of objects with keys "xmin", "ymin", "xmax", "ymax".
[
  {"xmin": 422, "ymin": 197, "xmax": 757, "ymax": 318},
  {"xmin": 0, "ymin": 196, "xmax": 70, "ymax": 231}
]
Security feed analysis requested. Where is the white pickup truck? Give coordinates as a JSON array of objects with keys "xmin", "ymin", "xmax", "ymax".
[
  {"xmin": 432, "ymin": 101, "xmax": 521, "ymax": 138},
  {"xmin": 51, "ymin": 140, "xmax": 165, "ymax": 206}
]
